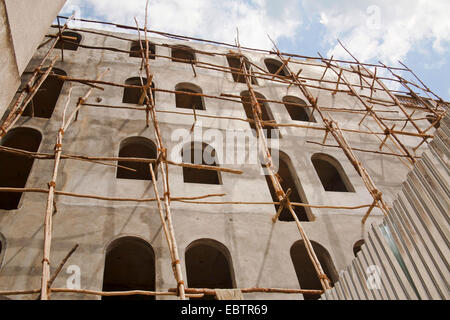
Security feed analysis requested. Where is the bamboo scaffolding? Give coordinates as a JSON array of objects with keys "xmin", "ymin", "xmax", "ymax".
[
  {"xmin": 41, "ymin": 67, "xmax": 109, "ymax": 300},
  {"xmin": 0, "ymin": 14, "xmax": 75, "ymax": 138},
  {"xmin": 1, "ymin": 7, "xmax": 446, "ymax": 301},
  {"xmin": 56, "ymin": 15, "xmax": 410, "ymax": 72},
  {"xmin": 134, "ymin": 8, "xmax": 186, "ymax": 299},
  {"xmin": 317, "ymin": 55, "xmax": 418, "ymax": 165},
  {"xmin": 269, "ymin": 43, "xmax": 392, "ymax": 225},
  {"xmin": 236, "ymin": 35, "xmax": 332, "ymax": 292}
]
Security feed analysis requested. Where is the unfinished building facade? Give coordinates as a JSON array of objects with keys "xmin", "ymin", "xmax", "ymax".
[{"xmin": 0, "ymin": 14, "xmax": 447, "ymax": 300}]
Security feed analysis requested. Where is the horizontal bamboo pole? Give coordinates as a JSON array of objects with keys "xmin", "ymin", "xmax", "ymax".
[
  {"xmin": 306, "ymin": 140, "xmax": 422, "ymax": 159},
  {"xmin": 0, "ymin": 289, "xmax": 41, "ymax": 296},
  {"xmin": 80, "ymin": 101, "xmax": 433, "ymax": 139},
  {"xmin": 0, "ymin": 187, "xmax": 377, "ymax": 210},
  {"xmin": 0, "ymin": 187, "xmax": 224, "ymax": 202},
  {"xmin": 169, "ymin": 287, "xmax": 324, "ymax": 295},
  {"xmin": 178, "ymin": 199, "xmax": 379, "ymax": 210},
  {"xmin": 0, "ymin": 286, "xmax": 321, "ymax": 297},
  {"xmin": 0, "ymin": 145, "xmax": 242, "ymax": 174},
  {"xmin": 49, "ymin": 288, "xmax": 203, "ymax": 298},
  {"xmin": 56, "ymin": 16, "xmax": 409, "ymax": 72}
]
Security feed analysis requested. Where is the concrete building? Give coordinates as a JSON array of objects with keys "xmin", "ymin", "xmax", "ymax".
[{"xmin": 0, "ymin": 19, "xmax": 447, "ymax": 300}]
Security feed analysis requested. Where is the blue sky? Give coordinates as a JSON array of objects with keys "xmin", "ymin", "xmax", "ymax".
[{"xmin": 60, "ymin": 0, "xmax": 450, "ymax": 101}]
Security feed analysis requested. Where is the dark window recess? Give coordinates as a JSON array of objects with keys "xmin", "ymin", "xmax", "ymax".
[
  {"xmin": 264, "ymin": 58, "xmax": 289, "ymax": 77},
  {"xmin": 0, "ymin": 128, "xmax": 42, "ymax": 210},
  {"xmin": 171, "ymin": 46, "xmax": 195, "ymax": 63},
  {"xmin": 175, "ymin": 84, "xmax": 204, "ymax": 110},
  {"xmin": 182, "ymin": 142, "xmax": 220, "ymax": 185},
  {"xmin": 129, "ymin": 40, "xmax": 155, "ymax": 59},
  {"xmin": 22, "ymin": 68, "xmax": 66, "ymax": 118},
  {"xmin": 55, "ymin": 31, "xmax": 82, "ymax": 51},
  {"xmin": 283, "ymin": 96, "xmax": 315, "ymax": 122},
  {"xmin": 123, "ymin": 78, "xmax": 154, "ymax": 105},
  {"xmin": 290, "ymin": 240, "xmax": 338, "ymax": 300},
  {"xmin": 226, "ymin": 55, "xmax": 257, "ymax": 84},
  {"xmin": 265, "ymin": 154, "xmax": 309, "ymax": 222},
  {"xmin": 186, "ymin": 239, "xmax": 234, "ymax": 300},
  {"xmin": 353, "ymin": 239, "xmax": 365, "ymax": 257},
  {"xmin": 116, "ymin": 137, "xmax": 157, "ymax": 181},
  {"xmin": 241, "ymin": 91, "xmax": 279, "ymax": 139},
  {"xmin": 311, "ymin": 154, "xmax": 354, "ymax": 192},
  {"xmin": 102, "ymin": 237, "xmax": 155, "ymax": 300},
  {"xmin": 426, "ymin": 114, "xmax": 440, "ymax": 129}
]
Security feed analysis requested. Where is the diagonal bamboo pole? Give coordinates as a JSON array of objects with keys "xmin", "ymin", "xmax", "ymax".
[
  {"xmin": 268, "ymin": 40, "xmax": 391, "ymax": 224},
  {"xmin": 237, "ymin": 35, "xmax": 332, "ymax": 292}
]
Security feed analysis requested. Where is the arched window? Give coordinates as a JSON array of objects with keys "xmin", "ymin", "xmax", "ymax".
[
  {"xmin": 182, "ymin": 142, "xmax": 221, "ymax": 184},
  {"xmin": 175, "ymin": 83, "xmax": 205, "ymax": 110},
  {"xmin": 116, "ymin": 137, "xmax": 157, "ymax": 181},
  {"xmin": 265, "ymin": 151, "xmax": 310, "ymax": 221},
  {"xmin": 102, "ymin": 236, "xmax": 155, "ymax": 300},
  {"xmin": 264, "ymin": 58, "xmax": 289, "ymax": 78},
  {"xmin": 55, "ymin": 31, "xmax": 82, "ymax": 51},
  {"xmin": 426, "ymin": 114, "xmax": 440, "ymax": 129},
  {"xmin": 353, "ymin": 239, "xmax": 365, "ymax": 257},
  {"xmin": 290, "ymin": 240, "xmax": 338, "ymax": 300},
  {"xmin": 0, "ymin": 127, "xmax": 42, "ymax": 210},
  {"xmin": 311, "ymin": 153, "xmax": 354, "ymax": 192},
  {"xmin": 226, "ymin": 54, "xmax": 257, "ymax": 84},
  {"xmin": 129, "ymin": 40, "xmax": 155, "ymax": 59},
  {"xmin": 23, "ymin": 68, "xmax": 66, "ymax": 118},
  {"xmin": 171, "ymin": 45, "xmax": 195, "ymax": 64},
  {"xmin": 283, "ymin": 96, "xmax": 315, "ymax": 122},
  {"xmin": 241, "ymin": 91, "xmax": 279, "ymax": 139},
  {"xmin": 185, "ymin": 239, "xmax": 235, "ymax": 300},
  {"xmin": 123, "ymin": 77, "xmax": 154, "ymax": 105}
]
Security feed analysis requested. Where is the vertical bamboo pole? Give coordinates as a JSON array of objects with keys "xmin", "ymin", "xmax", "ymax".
[
  {"xmin": 41, "ymin": 69, "xmax": 108, "ymax": 300},
  {"xmin": 40, "ymin": 86, "xmax": 73, "ymax": 300},
  {"xmin": 237, "ymin": 38, "xmax": 332, "ymax": 291},
  {"xmin": 134, "ymin": 4, "xmax": 186, "ymax": 299}
]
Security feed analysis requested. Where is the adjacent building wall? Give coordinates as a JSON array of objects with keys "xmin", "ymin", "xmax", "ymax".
[{"xmin": 0, "ymin": 0, "xmax": 66, "ymax": 118}]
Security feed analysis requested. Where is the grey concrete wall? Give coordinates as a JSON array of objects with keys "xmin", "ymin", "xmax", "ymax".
[
  {"xmin": 0, "ymin": 26, "xmax": 438, "ymax": 300},
  {"xmin": 0, "ymin": 0, "xmax": 65, "ymax": 120}
]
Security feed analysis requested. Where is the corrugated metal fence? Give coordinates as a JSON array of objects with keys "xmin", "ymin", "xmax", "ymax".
[{"xmin": 322, "ymin": 115, "xmax": 449, "ymax": 300}]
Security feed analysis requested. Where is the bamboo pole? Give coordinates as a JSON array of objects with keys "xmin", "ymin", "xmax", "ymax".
[
  {"xmin": 49, "ymin": 288, "xmax": 203, "ymax": 298},
  {"xmin": 0, "ymin": 14, "xmax": 75, "ymax": 138},
  {"xmin": 1, "ymin": 56, "xmax": 58, "ymax": 136},
  {"xmin": 270, "ymin": 41, "xmax": 392, "ymax": 226},
  {"xmin": 56, "ymin": 15, "xmax": 410, "ymax": 72},
  {"xmin": 40, "ymin": 86, "xmax": 74, "ymax": 300},
  {"xmin": 237, "ymin": 36, "xmax": 332, "ymax": 292},
  {"xmin": 318, "ymin": 56, "xmax": 417, "ymax": 165},
  {"xmin": 134, "ymin": 8, "xmax": 186, "ymax": 299},
  {"xmin": 170, "ymin": 287, "xmax": 324, "ymax": 295},
  {"xmin": 41, "ymin": 66, "xmax": 109, "ymax": 300}
]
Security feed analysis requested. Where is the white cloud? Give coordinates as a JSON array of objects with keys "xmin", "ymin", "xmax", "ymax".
[
  {"xmin": 302, "ymin": 0, "xmax": 450, "ymax": 65},
  {"xmin": 61, "ymin": 0, "xmax": 303, "ymax": 49}
]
